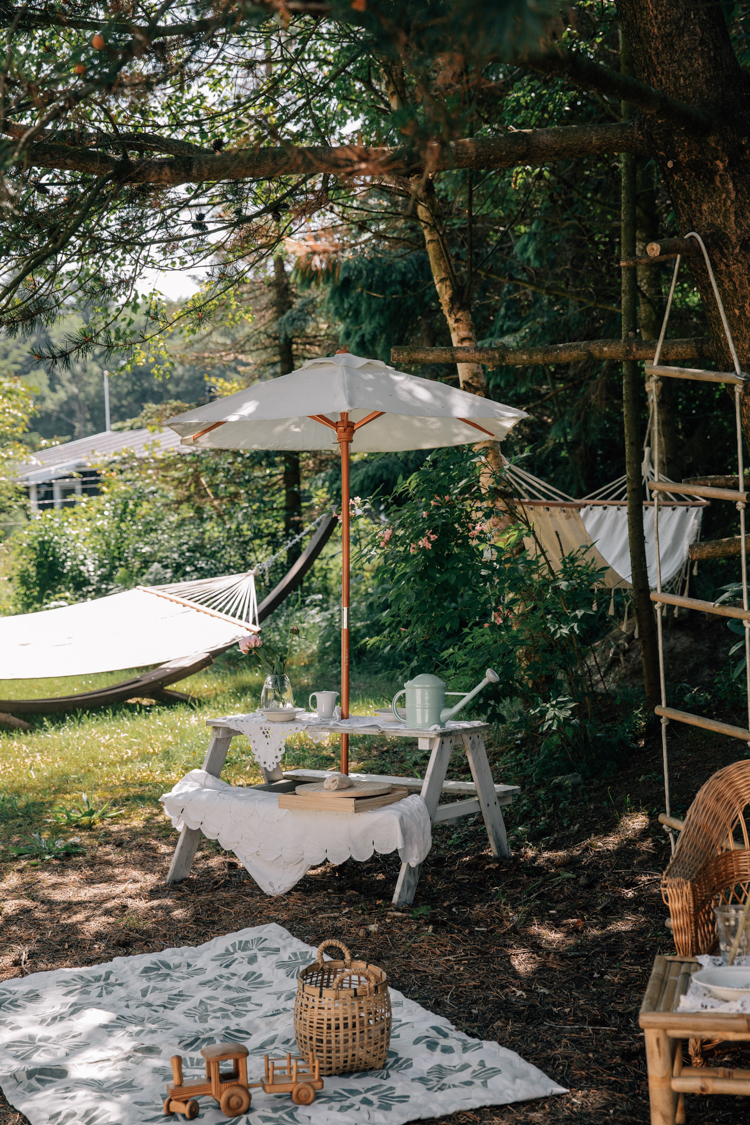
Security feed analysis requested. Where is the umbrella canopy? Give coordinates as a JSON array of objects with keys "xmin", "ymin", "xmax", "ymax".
[
  {"xmin": 168, "ymin": 351, "xmax": 527, "ymax": 772},
  {"xmin": 168, "ymin": 352, "xmax": 526, "ymax": 451}
]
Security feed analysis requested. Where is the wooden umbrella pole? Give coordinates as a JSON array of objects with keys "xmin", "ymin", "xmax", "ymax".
[
  {"xmin": 309, "ymin": 388, "xmax": 384, "ymax": 775},
  {"xmin": 338, "ymin": 413, "xmax": 352, "ymax": 774}
]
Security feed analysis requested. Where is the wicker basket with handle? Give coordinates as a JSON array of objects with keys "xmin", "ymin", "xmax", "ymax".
[{"xmin": 294, "ymin": 939, "xmax": 392, "ymax": 1076}]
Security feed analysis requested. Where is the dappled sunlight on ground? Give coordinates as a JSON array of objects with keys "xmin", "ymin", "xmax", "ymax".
[{"xmin": 5, "ymin": 665, "xmax": 750, "ymax": 1122}]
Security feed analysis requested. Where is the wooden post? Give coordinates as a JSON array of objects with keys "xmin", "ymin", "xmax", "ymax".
[
  {"xmin": 621, "ymin": 34, "xmax": 660, "ymax": 709},
  {"xmin": 339, "ymin": 416, "xmax": 351, "ymax": 775},
  {"xmin": 392, "ymin": 735, "xmax": 454, "ymax": 906},
  {"xmin": 461, "ymin": 732, "xmax": 511, "ymax": 858}
]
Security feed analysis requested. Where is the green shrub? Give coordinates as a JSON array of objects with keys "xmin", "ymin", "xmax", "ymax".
[
  {"xmin": 360, "ymin": 446, "xmax": 628, "ymax": 776},
  {"xmin": 5, "ymin": 449, "xmax": 319, "ymax": 611}
]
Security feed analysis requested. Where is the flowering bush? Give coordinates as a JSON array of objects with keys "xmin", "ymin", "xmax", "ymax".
[{"xmin": 361, "ymin": 446, "xmax": 618, "ymax": 775}]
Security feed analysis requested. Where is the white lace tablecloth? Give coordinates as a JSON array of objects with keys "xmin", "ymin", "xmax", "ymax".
[
  {"xmin": 161, "ymin": 769, "xmax": 432, "ymax": 894},
  {"xmin": 678, "ymin": 954, "xmax": 750, "ymax": 1013},
  {"xmin": 222, "ymin": 711, "xmax": 326, "ymax": 772},
  {"xmin": 222, "ymin": 710, "xmax": 487, "ymax": 772}
]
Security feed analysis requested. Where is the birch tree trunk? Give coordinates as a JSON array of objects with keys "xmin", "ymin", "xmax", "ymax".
[
  {"xmin": 414, "ymin": 181, "xmax": 486, "ymax": 397},
  {"xmin": 413, "ymin": 180, "xmax": 506, "ymax": 473}
]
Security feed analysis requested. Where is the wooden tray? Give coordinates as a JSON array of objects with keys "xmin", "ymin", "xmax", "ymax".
[
  {"xmin": 294, "ymin": 781, "xmax": 393, "ymax": 798},
  {"xmin": 278, "ymin": 786, "xmax": 408, "ymax": 813}
]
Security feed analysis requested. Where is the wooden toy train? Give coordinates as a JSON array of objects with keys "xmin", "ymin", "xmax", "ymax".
[{"xmin": 164, "ymin": 1043, "xmax": 323, "ymax": 1118}]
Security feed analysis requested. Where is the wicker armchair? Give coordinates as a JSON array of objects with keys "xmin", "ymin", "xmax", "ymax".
[{"xmin": 662, "ymin": 759, "xmax": 750, "ymax": 956}]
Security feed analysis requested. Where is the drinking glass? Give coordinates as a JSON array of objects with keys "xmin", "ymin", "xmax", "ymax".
[{"xmin": 715, "ymin": 904, "xmax": 750, "ymax": 964}]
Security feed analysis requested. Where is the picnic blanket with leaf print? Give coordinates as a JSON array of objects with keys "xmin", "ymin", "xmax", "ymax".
[{"xmin": 0, "ymin": 924, "xmax": 565, "ymax": 1125}]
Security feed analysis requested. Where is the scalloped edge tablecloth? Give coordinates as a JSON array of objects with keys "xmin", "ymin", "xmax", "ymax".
[{"xmin": 161, "ymin": 770, "xmax": 432, "ymax": 894}]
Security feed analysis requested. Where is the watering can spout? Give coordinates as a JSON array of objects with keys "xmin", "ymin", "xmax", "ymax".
[{"xmin": 440, "ymin": 668, "xmax": 499, "ymax": 724}]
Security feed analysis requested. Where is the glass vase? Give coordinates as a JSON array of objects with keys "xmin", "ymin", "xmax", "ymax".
[{"xmin": 260, "ymin": 673, "xmax": 295, "ymax": 711}]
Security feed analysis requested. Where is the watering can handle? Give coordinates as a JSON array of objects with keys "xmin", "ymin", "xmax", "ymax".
[{"xmin": 392, "ymin": 689, "xmax": 407, "ymax": 724}]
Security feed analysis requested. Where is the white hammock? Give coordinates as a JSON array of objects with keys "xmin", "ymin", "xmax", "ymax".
[
  {"xmin": 506, "ymin": 456, "xmax": 704, "ymax": 590},
  {"xmin": 0, "ymin": 511, "xmax": 335, "ymax": 682},
  {"xmin": 0, "ymin": 573, "xmax": 259, "ymax": 680}
]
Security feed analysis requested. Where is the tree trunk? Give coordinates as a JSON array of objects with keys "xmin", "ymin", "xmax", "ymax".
[
  {"xmin": 622, "ymin": 41, "xmax": 661, "ymax": 709},
  {"xmin": 619, "ymin": 0, "xmax": 750, "ymax": 437},
  {"xmin": 636, "ymin": 159, "xmax": 681, "ymax": 480},
  {"xmin": 414, "ymin": 181, "xmax": 486, "ymax": 397},
  {"xmin": 413, "ymin": 180, "xmax": 505, "ymax": 473},
  {"xmin": 272, "ymin": 255, "xmax": 302, "ymax": 566}
]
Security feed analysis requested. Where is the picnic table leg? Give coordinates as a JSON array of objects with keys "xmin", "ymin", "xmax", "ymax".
[
  {"xmin": 461, "ymin": 731, "xmax": 510, "ymax": 859},
  {"xmin": 260, "ymin": 764, "xmax": 285, "ymax": 783},
  {"xmin": 166, "ymin": 730, "xmax": 233, "ymax": 884},
  {"xmin": 392, "ymin": 735, "xmax": 454, "ymax": 907}
]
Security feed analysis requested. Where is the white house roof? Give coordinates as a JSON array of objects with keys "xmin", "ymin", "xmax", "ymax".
[{"xmin": 18, "ymin": 426, "xmax": 188, "ymax": 485}]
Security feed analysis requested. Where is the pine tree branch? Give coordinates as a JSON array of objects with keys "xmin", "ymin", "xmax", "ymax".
[
  {"xmin": 390, "ymin": 338, "xmax": 713, "ymax": 368},
  {"xmin": 477, "ymin": 267, "xmax": 621, "ymax": 314},
  {"xmin": 0, "ymin": 2, "xmax": 322, "ymax": 38},
  {"xmin": 524, "ymin": 47, "xmax": 711, "ymax": 133},
  {"xmin": 9, "ymin": 121, "xmax": 645, "ymax": 183},
  {"xmin": 3, "ymin": 122, "xmax": 212, "ymax": 158}
]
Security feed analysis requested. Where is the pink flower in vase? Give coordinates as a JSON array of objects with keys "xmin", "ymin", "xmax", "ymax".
[{"xmin": 238, "ymin": 634, "xmax": 262, "ymax": 654}]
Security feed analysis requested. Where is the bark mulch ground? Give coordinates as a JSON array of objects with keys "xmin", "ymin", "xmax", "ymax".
[{"xmin": 2, "ymin": 615, "xmax": 749, "ymax": 1123}]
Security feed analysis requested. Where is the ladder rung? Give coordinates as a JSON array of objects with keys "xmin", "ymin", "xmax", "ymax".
[
  {"xmin": 646, "ymin": 363, "xmax": 748, "ymax": 385},
  {"xmin": 645, "ymin": 364, "xmax": 748, "ymax": 386},
  {"xmin": 649, "ymin": 480, "xmax": 748, "ymax": 502},
  {"xmin": 655, "ymin": 705, "xmax": 750, "ymax": 742},
  {"xmin": 651, "ymin": 591, "xmax": 750, "ymax": 620}
]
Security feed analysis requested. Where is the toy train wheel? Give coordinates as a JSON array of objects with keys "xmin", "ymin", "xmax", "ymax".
[
  {"xmin": 220, "ymin": 1085, "xmax": 251, "ymax": 1115},
  {"xmin": 184, "ymin": 1101, "xmax": 200, "ymax": 1120},
  {"xmin": 163, "ymin": 1097, "xmax": 174, "ymax": 1116},
  {"xmin": 292, "ymin": 1083, "xmax": 316, "ymax": 1106}
]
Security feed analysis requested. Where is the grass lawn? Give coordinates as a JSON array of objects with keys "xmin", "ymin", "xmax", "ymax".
[
  {"xmin": 0, "ymin": 659, "xmax": 420, "ymax": 829},
  {"xmin": 1, "ymin": 641, "xmax": 749, "ymax": 1124}
]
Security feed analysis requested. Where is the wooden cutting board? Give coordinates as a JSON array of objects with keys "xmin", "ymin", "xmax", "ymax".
[
  {"xmin": 278, "ymin": 786, "xmax": 408, "ymax": 813},
  {"xmin": 294, "ymin": 781, "xmax": 393, "ymax": 798}
]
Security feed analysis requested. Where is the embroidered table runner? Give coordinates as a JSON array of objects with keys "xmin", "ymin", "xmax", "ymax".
[{"xmin": 222, "ymin": 712, "xmax": 487, "ymax": 773}]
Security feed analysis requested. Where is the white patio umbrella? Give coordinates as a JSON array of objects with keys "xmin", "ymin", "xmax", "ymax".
[{"xmin": 168, "ymin": 351, "xmax": 527, "ymax": 772}]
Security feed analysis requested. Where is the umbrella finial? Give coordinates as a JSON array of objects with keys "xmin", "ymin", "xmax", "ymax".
[{"xmin": 336, "ymin": 347, "xmax": 349, "ymax": 354}]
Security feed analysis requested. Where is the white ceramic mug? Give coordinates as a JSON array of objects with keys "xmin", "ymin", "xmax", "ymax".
[{"xmin": 309, "ymin": 690, "xmax": 339, "ymax": 718}]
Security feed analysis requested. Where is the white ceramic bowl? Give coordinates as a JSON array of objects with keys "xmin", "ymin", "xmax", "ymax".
[
  {"xmin": 693, "ymin": 965, "xmax": 750, "ymax": 1000},
  {"xmin": 261, "ymin": 708, "xmax": 303, "ymax": 723}
]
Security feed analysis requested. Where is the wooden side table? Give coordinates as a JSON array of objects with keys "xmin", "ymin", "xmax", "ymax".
[
  {"xmin": 165, "ymin": 717, "xmax": 518, "ymax": 905},
  {"xmin": 639, "ymin": 954, "xmax": 750, "ymax": 1124}
]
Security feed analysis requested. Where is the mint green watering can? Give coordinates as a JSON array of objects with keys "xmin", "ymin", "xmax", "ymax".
[{"xmin": 391, "ymin": 669, "xmax": 499, "ymax": 730}]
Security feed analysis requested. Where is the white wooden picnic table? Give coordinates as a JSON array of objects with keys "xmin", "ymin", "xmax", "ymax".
[{"xmin": 166, "ymin": 715, "xmax": 519, "ymax": 905}]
